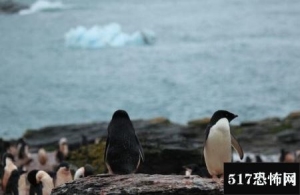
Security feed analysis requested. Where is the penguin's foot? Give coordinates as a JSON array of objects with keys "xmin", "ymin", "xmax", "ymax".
[
  {"xmin": 219, "ymin": 175, "xmax": 224, "ymax": 183},
  {"xmin": 211, "ymin": 175, "xmax": 223, "ymax": 190},
  {"xmin": 211, "ymin": 175, "xmax": 219, "ymax": 183}
]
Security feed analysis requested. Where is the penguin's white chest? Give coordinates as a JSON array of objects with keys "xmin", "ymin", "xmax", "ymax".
[{"xmin": 204, "ymin": 118, "xmax": 232, "ymax": 176}]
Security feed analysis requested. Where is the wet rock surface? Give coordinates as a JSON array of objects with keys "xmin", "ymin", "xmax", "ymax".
[
  {"xmin": 0, "ymin": 0, "xmax": 28, "ymax": 13},
  {"xmin": 51, "ymin": 174, "xmax": 224, "ymax": 195}
]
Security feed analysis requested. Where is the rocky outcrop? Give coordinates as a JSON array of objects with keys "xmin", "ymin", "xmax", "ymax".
[
  {"xmin": 0, "ymin": 0, "xmax": 28, "ymax": 13},
  {"xmin": 51, "ymin": 174, "xmax": 223, "ymax": 195},
  {"xmin": 19, "ymin": 111, "xmax": 300, "ymax": 175},
  {"xmin": 23, "ymin": 112, "xmax": 300, "ymax": 155}
]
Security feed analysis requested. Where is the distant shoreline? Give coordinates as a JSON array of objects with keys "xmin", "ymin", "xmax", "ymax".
[{"xmin": 3, "ymin": 110, "xmax": 300, "ymax": 143}]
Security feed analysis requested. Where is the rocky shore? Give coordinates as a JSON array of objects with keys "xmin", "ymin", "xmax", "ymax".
[
  {"xmin": 1, "ymin": 111, "xmax": 299, "ymax": 194},
  {"xmin": 16, "ymin": 110, "xmax": 300, "ymax": 174}
]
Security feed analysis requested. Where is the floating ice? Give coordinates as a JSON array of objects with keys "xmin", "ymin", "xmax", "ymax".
[
  {"xmin": 64, "ymin": 23, "xmax": 156, "ymax": 49},
  {"xmin": 19, "ymin": 0, "xmax": 66, "ymax": 15}
]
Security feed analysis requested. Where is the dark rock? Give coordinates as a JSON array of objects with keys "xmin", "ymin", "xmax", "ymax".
[
  {"xmin": 23, "ymin": 122, "xmax": 109, "ymax": 151},
  {"xmin": 51, "ymin": 174, "xmax": 223, "ymax": 195},
  {"xmin": 0, "ymin": 0, "xmax": 28, "ymax": 14},
  {"xmin": 240, "ymin": 121, "xmax": 258, "ymax": 127},
  {"xmin": 286, "ymin": 111, "xmax": 300, "ymax": 120},
  {"xmin": 187, "ymin": 117, "xmax": 210, "ymax": 128},
  {"xmin": 290, "ymin": 118, "xmax": 300, "ymax": 130},
  {"xmin": 277, "ymin": 130, "xmax": 300, "ymax": 143},
  {"xmin": 17, "ymin": 112, "xmax": 300, "ymax": 175},
  {"xmin": 148, "ymin": 117, "xmax": 170, "ymax": 125}
]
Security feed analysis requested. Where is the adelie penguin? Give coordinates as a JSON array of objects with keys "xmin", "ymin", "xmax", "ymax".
[
  {"xmin": 74, "ymin": 164, "xmax": 94, "ymax": 179},
  {"xmin": 104, "ymin": 110, "xmax": 144, "ymax": 174},
  {"xmin": 203, "ymin": 110, "xmax": 244, "ymax": 181},
  {"xmin": 16, "ymin": 139, "xmax": 33, "ymax": 173},
  {"xmin": 27, "ymin": 169, "xmax": 54, "ymax": 195},
  {"xmin": 54, "ymin": 162, "xmax": 73, "ymax": 187},
  {"xmin": 55, "ymin": 137, "xmax": 69, "ymax": 163},
  {"xmin": 1, "ymin": 153, "xmax": 20, "ymax": 194},
  {"xmin": 182, "ymin": 164, "xmax": 211, "ymax": 178}
]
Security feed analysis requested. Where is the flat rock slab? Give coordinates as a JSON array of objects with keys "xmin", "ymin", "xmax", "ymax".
[{"xmin": 51, "ymin": 174, "xmax": 223, "ymax": 195}]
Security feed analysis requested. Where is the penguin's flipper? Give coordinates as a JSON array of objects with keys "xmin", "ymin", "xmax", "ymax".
[
  {"xmin": 231, "ymin": 134, "xmax": 244, "ymax": 160},
  {"xmin": 135, "ymin": 135, "xmax": 144, "ymax": 162},
  {"xmin": 29, "ymin": 183, "xmax": 43, "ymax": 195},
  {"xmin": 104, "ymin": 136, "xmax": 110, "ymax": 163},
  {"xmin": 204, "ymin": 125, "xmax": 212, "ymax": 145},
  {"xmin": 0, "ymin": 164, "xmax": 4, "ymax": 179},
  {"xmin": 2, "ymin": 169, "xmax": 10, "ymax": 191},
  {"xmin": 6, "ymin": 169, "xmax": 20, "ymax": 194}
]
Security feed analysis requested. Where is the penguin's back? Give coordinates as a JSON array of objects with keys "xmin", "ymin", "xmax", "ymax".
[{"xmin": 106, "ymin": 132, "xmax": 141, "ymax": 174}]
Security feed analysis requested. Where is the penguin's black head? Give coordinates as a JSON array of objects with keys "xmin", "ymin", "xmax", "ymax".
[
  {"xmin": 84, "ymin": 164, "xmax": 94, "ymax": 177},
  {"xmin": 279, "ymin": 149, "xmax": 288, "ymax": 162},
  {"xmin": 56, "ymin": 151, "xmax": 65, "ymax": 163},
  {"xmin": 17, "ymin": 138, "xmax": 26, "ymax": 145},
  {"xmin": 18, "ymin": 140, "xmax": 27, "ymax": 159},
  {"xmin": 2, "ymin": 152, "xmax": 14, "ymax": 166},
  {"xmin": 109, "ymin": 110, "xmax": 134, "ymax": 134},
  {"xmin": 57, "ymin": 161, "xmax": 70, "ymax": 171},
  {"xmin": 245, "ymin": 156, "xmax": 252, "ymax": 162},
  {"xmin": 255, "ymin": 155, "xmax": 263, "ymax": 163},
  {"xmin": 112, "ymin": 110, "xmax": 130, "ymax": 120},
  {"xmin": 27, "ymin": 170, "xmax": 39, "ymax": 185},
  {"xmin": 210, "ymin": 110, "xmax": 238, "ymax": 125},
  {"xmin": 81, "ymin": 134, "xmax": 88, "ymax": 146}
]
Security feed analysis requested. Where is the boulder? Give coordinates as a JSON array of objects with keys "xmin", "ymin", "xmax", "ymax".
[
  {"xmin": 277, "ymin": 130, "xmax": 300, "ymax": 143},
  {"xmin": 0, "ymin": 0, "xmax": 28, "ymax": 13},
  {"xmin": 51, "ymin": 174, "xmax": 223, "ymax": 195}
]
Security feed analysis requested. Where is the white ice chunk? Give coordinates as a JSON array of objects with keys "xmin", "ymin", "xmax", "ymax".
[
  {"xmin": 64, "ymin": 23, "xmax": 156, "ymax": 49},
  {"xmin": 19, "ymin": 0, "xmax": 66, "ymax": 15}
]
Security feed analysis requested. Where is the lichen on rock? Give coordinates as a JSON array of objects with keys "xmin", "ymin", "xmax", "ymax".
[{"xmin": 68, "ymin": 142, "xmax": 107, "ymax": 174}]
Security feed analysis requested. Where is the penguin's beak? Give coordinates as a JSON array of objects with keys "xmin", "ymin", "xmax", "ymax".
[{"xmin": 234, "ymin": 114, "xmax": 238, "ymax": 118}]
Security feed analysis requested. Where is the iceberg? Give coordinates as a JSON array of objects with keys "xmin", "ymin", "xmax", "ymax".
[
  {"xmin": 19, "ymin": 0, "xmax": 66, "ymax": 15},
  {"xmin": 64, "ymin": 23, "xmax": 156, "ymax": 49}
]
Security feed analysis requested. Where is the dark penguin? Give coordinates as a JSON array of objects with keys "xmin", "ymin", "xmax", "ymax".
[
  {"xmin": 104, "ymin": 110, "xmax": 144, "ymax": 174},
  {"xmin": 245, "ymin": 156, "xmax": 252, "ymax": 163},
  {"xmin": 1, "ymin": 153, "xmax": 20, "ymax": 194},
  {"xmin": 17, "ymin": 138, "xmax": 26, "ymax": 160},
  {"xmin": 183, "ymin": 164, "xmax": 211, "ymax": 178},
  {"xmin": 280, "ymin": 149, "xmax": 294, "ymax": 162},
  {"xmin": 255, "ymin": 155, "xmax": 263, "ymax": 163},
  {"xmin": 81, "ymin": 135, "xmax": 88, "ymax": 147},
  {"xmin": 16, "ymin": 138, "xmax": 32, "ymax": 171},
  {"xmin": 55, "ymin": 138, "xmax": 68, "ymax": 164},
  {"xmin": 74, "ymin": 164, "xmax": 94, "ymax": 179},
  {"xmin": 54, "ymin": 162, "xmax": 73, "ymax": 187},
  {"xmin": 27, "ymin": 170, "xmax": 53, "ymax": 195},
  {"xmin": 27, "ymin": 170, "xmax": 43, "ymax": 195},
  {"xmin": 203, "ymin": 110, "xmax": 244, "ymax": 180}
]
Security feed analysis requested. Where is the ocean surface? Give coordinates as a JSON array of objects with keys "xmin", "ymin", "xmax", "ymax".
[{"xmin": 1, "ymin": 0, "xmax": 300, "ymax": 139}]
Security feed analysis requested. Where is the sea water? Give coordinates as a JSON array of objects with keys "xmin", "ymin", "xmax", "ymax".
[{"xmin": 0, "ymin": 0, "xmax": 300, "ymax": 139}]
